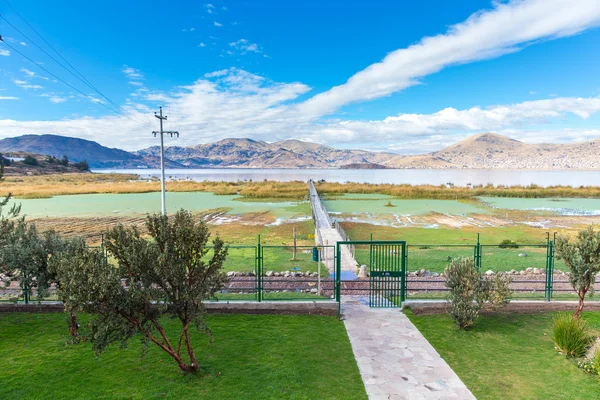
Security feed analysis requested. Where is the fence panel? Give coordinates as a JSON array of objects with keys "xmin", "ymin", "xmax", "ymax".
[{"xmin": 260, "ymin": 245, "xmax": 331, "ymax": 301}]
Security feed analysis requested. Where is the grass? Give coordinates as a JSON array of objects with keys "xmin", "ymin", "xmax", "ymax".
[
  {"xmin": 406, "ymin": 310, "xmax": 600, "ymax": 399},
  {"xmin": 0, "ymin": 312, "xmax": 366, "ymax": 400},
  {"xmin": 4, "ymin": 173, "xmax": 600, "ymax": 200}
]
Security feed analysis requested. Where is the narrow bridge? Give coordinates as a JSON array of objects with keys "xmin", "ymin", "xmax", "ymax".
[{"xmin": 309, "ymin": 180, "xmax": 359, "ymax": 274}]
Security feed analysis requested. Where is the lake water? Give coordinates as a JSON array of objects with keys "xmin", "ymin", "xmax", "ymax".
[
  {"xmin": 480, "ymin": 197, "xmax": 600, "ymax": 216},
  {"xmin": 94, "ymin": 168, "xmax": 600, "ymax": 187},
  {"xmin": 12, "ymin": 192, "xmax": 302, "ymax": 219}
]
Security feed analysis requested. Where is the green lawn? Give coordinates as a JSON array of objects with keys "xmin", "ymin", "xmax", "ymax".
[
  {"xmin": 0, "ymin": 313, "xmax": 366, "ymax": 400},
  {"xmin": 407, "ymin": 310, "xmax": 600, "ymax": 399}
]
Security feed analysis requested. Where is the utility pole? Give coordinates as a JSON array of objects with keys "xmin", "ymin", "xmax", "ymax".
[{"xmin": 153, "ymin": 106, "xmax": 179, "ymax": 216}]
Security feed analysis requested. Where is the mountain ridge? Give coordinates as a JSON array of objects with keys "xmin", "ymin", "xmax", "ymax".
[{"xmin": 1, "ymin": 132, "xmax": 600, "ymax": 170}]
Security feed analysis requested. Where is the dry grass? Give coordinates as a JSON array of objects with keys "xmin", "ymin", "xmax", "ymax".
[{"xmin": 2, "ymin": 173, "xmax": 600, "ymax": 201}]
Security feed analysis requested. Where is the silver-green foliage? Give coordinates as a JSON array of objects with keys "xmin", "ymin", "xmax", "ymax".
[
  {"xmin": 554, "ymin": 226, "xmax": 600, "ymax": 318},
  {"xmin": 0, "ymin": 218, "xmax": 65, "ymax": 301},
  {"xmin": 50, "ymin": 209, "xmax": 229, "ymax": 373},
  {"xmin": 444, "ymin": 258, "xmax": 512, "ymax": 330}
]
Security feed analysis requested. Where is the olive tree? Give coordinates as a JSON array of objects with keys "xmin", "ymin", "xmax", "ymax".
[
  {"xmin": 445, "ymin": 258, "xmax": 512, "ymax": 329},
  {"xmin": 0, "ymin": 217, "xmax": 65, "ymax": 302},
  {"xmin": 555, "ymin": 226, "xmax": 600, "ymax": 319},
  {"xmin": 51, "ymin": 210, "xmax": 228, "ymax": 373}
]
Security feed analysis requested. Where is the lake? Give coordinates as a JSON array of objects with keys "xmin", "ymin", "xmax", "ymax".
[
  {"xmin": 94, "ymin": 168, "xmax": 600, "ymax": 187},
  {"xmin": 12, "ymin": 192, "xmax": 303, "ymax": 219}
]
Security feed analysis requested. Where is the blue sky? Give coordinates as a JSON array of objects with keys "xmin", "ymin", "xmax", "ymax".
[{"xmin": 1, "ymin": 0, "xmax": 600, "ymax": 153}]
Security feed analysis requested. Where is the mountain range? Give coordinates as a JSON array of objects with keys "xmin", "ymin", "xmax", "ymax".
[{"xmin": 0, "ymin": 133, "xmax": 599, "ymax": 170}]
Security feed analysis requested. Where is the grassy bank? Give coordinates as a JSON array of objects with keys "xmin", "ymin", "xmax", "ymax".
[
  {"xmin": 0, "ymin": 313, "xmax": 366, "ymax": 400},
  {"xmin": 407, "ymin": 311, "xmax": 600, "ymax": 399},
  {"xmin": 3, "ymin": 173, "xmax": 600, "ymax": 200}
]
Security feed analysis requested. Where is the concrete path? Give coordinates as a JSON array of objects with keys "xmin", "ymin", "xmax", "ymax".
[{"xmin": 342, "ymin": 297, "xmax": 475, "ymax": 400}]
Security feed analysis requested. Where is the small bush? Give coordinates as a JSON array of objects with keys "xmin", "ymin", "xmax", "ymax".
[
  {"xmin": 445, "ymin": 258, "xmax": 512, "ymax": 329},
  {"xmin": 22, "ymin": 155, "xmax": 38, "ymax": 166},
  {"xmin": 74, "ymin": 160, "xmax": 89, "ymax": 171},
  {"xmin": 499, "ymin": 239, "xmax": 519, "ymax": 249},
  {"xmin": 445, "ymin": 258, "xmax": 488, "ymax": 330},
  {"xmin": 487, "ymin": 272, "xmax": 513, "ymax": 310},
  {"xmin": 552, "ymin": 312, "xmax": 593, "ymax": 357}
]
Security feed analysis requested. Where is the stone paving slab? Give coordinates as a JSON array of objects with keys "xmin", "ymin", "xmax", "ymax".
[{"xmin": 343, "ymin": 297, "xmax": 475, "ymax": 400}]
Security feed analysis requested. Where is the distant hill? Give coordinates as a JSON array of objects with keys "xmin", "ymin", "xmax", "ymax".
[
  {"xmin": 0, "ymin": 134, "xmax": 183, "ymax": 168},
  {"xmin": 0, "ymin": 151, "xmax": 90, "ymax": 175},
  {"xmin": 1, "ymin": 132, "xmax": 600, "ymax": 170}
]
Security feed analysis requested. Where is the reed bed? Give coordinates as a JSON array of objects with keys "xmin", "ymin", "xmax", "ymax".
[{"xmin": 1, "ymin": 173, "xmax": 599, "ymax": 200}]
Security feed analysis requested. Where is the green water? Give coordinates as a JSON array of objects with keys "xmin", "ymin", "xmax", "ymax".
[
  {"xmin": 323, "ymin": 197, "xmax": 487, "ymax": 215},
  {"xmin": 479, "ymin": 197, "xmax": 600, "ymax": 215},
  {"xmin": 11, "ymin": 192, "xmax": 304, "ymax": 219}
]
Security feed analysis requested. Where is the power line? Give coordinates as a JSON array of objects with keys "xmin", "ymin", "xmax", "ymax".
[
  {"xmin": 0, "ymin": 36, "xmax": 145, "ymax": 122},
  {"xmin": 0, "ymin": 5, "xmax": 152, "ymax": 128}
]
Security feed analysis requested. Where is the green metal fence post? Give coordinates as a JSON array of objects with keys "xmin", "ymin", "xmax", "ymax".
[
  {"xmin": 336, "ymin": 243, "xmax": 341, "ymax": 317},
  {"xmin": 544, "ymin": 232, "xmax": 550, "ymax": 301},
  {"xmin": 474, "ymin": 233, "xmax": 481, "ymax": 269},
  {"xmin": 257, "ymin": 234, "xmax": 262, "ymax": 302},
  {"xmin": 400, "ymin": 243, "xmax": 406, "ymax": 302}
]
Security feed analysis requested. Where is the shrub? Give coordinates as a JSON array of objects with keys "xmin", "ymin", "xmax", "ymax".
[
  {"xmin": 499, "ymin": 239, "xmax": 519, "ymax": 248},
  {"xmin": 444, "ymin": 258, "xmax": 512, "ymax": 329},
  {"xmin": 552, "ymin": 312, "xmax": 593, "ymax": 357},
  {"xmin": 74, "ymin": 160, "xmax": 89, "ymax": 171},
  {"xmin": 22, "ymin": 155, "xmax": 38, "ymax": 166},
  {"xmin": 445, "ymin": 258, "xmax": 489, "ymax": 330},
  {"xmin": 487, "ymin": 272, "xmax": 513, "ymax": 311}
]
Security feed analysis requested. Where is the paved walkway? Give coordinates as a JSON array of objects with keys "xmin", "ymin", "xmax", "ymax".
[{"xmin": 342, "ymin": 297, "xmax": 475, "ymax": 400}]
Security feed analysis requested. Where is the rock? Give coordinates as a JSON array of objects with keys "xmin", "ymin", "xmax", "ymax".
[
  {"xmin": 310, "ymin": 288, "xmax": 318, "ymax": 294},
  {"xmin": 519, "ymin": 270, "xmax": 527, "ymax": 275},
  {"xmin": 519, "ymin": 253, "xmax": 528, "ymax": 257},
  {"xmin": 358, "ymin": 265, "xmax": 368, "ymax": 278},
  {"xmin": 432, "ymin": 272, "xmax": 439, "ymax": 277},
  {"xmin": 266, "ymin": 270, "xmax": 274, "ymax": 277},
  {"xmin": 422, "ymin": 270, "xmax": 431, "ymax": 277},
  {"xmin": 248, "ymin": 271, "xmax": 255, "ymax": 277},
  {"xmin": 485, "ymin": 270, "xmax": 494, "ymax": 276},
  {"xmin": 526, "ymin": 267, "xmax": 533, "ymax": 274},
  {"xmin": 227, "ymin": 271, "xmax": 235, "ymax": 277},
  {"xmin": 509, "ymin": 269, "xmax": 517, "ymax": 275},
  {"xmin": 533, "ymin": 268, "xmax": 540, "ymax": 275},
  {"xmin": 408, "ymin": 272, "xmax": 417, "ymax": 277},
  {"xmin": 274, "ymin": 272, "xmax": 281, "ymax": 277}
]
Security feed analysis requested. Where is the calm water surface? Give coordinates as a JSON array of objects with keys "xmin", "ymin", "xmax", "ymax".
[{"xmin": 94, "ymin": 168, "xmax": 600, "ymax": 187}]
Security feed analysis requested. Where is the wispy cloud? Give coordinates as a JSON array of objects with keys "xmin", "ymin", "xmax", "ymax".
[
  {"xmin": 228, "ymin": 39, "xmax": 264, "ymax": 55},
  {"xmin": 0, "ymin": 96, "xmax": 19, "ymax": 100},
  {"xmin": 121, "ymin": 65, "xmax": 144, "ymax": 80},
  {"xmin": 0, "ymin": 48, "xmax": 9, "ymax": 57},
  {"xmin": 13, "ymin": 79, "xmax": 43, "ymax": 90},
  {"xmin": 214, "ymin": 21, "xmax": 223, "ymax": 27},
  {"xmin": 198, "ymin": 42, "xmax": 207, "ymax": 47},
  {"xmin": 298, "ymin": 0, "xmax": 600, "ymax": 117},
  {"xmin": 20, "ymin": 68, "xmax": 35, "ymax": 77}
]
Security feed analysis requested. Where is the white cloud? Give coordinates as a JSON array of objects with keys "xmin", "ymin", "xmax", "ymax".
[
  {"xmin": 0, "ymin": 96, "xmax": 19, "ymax": 100},
  {"xmin": 19, "ymin": 41, "xmax": 26, "ymax": 46},
  {"xmin": 1, "ymin": 67, "xmax": 599, "ymax": 153},
  {"xmin": 49, "ymin": 96, "xmax": 67, "ymax": 103},
  {"xmin": 229, "ymin": 39, "xmax": 264, "ymax": 55},
  {"xmin": 198, "ymin": 42, "xmax": 207, "ymax": 47},
  {"xmin": 20, "ymin": 68, "xmax": 35, "ymax": 77},
  {"xmin": 128, "ymin": 81, "xmax": 144, "ymax": 86},
  {"xmin": 214, "ymin": 21, "xmax": 223, "ymax": 27},
  {"xmin": 13, "ymin": 79, "xmax": 43, "ymax": 90},
  {"xmin": 298, "ymin": 0, "xmax": 600, "ymax": 117},
  {"xmin": 0, "ymin": 48, "xmax": 10, "ymax": 57},
  {"xmin": 121, "ymin": 65, "xmax": 144, "ymax": 80}
]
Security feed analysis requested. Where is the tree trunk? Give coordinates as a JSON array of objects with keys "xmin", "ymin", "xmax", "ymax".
[
  {"xmin": 184, "ymin": 326, "xmax": 199, "ymax": 372},
  {"xmin": 69, "ymin": 312, "xmax": 79, "ymax": 336},
  {"xmin": 574, "ymin": 290, "xmax": 586, "ymax": 319}
]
